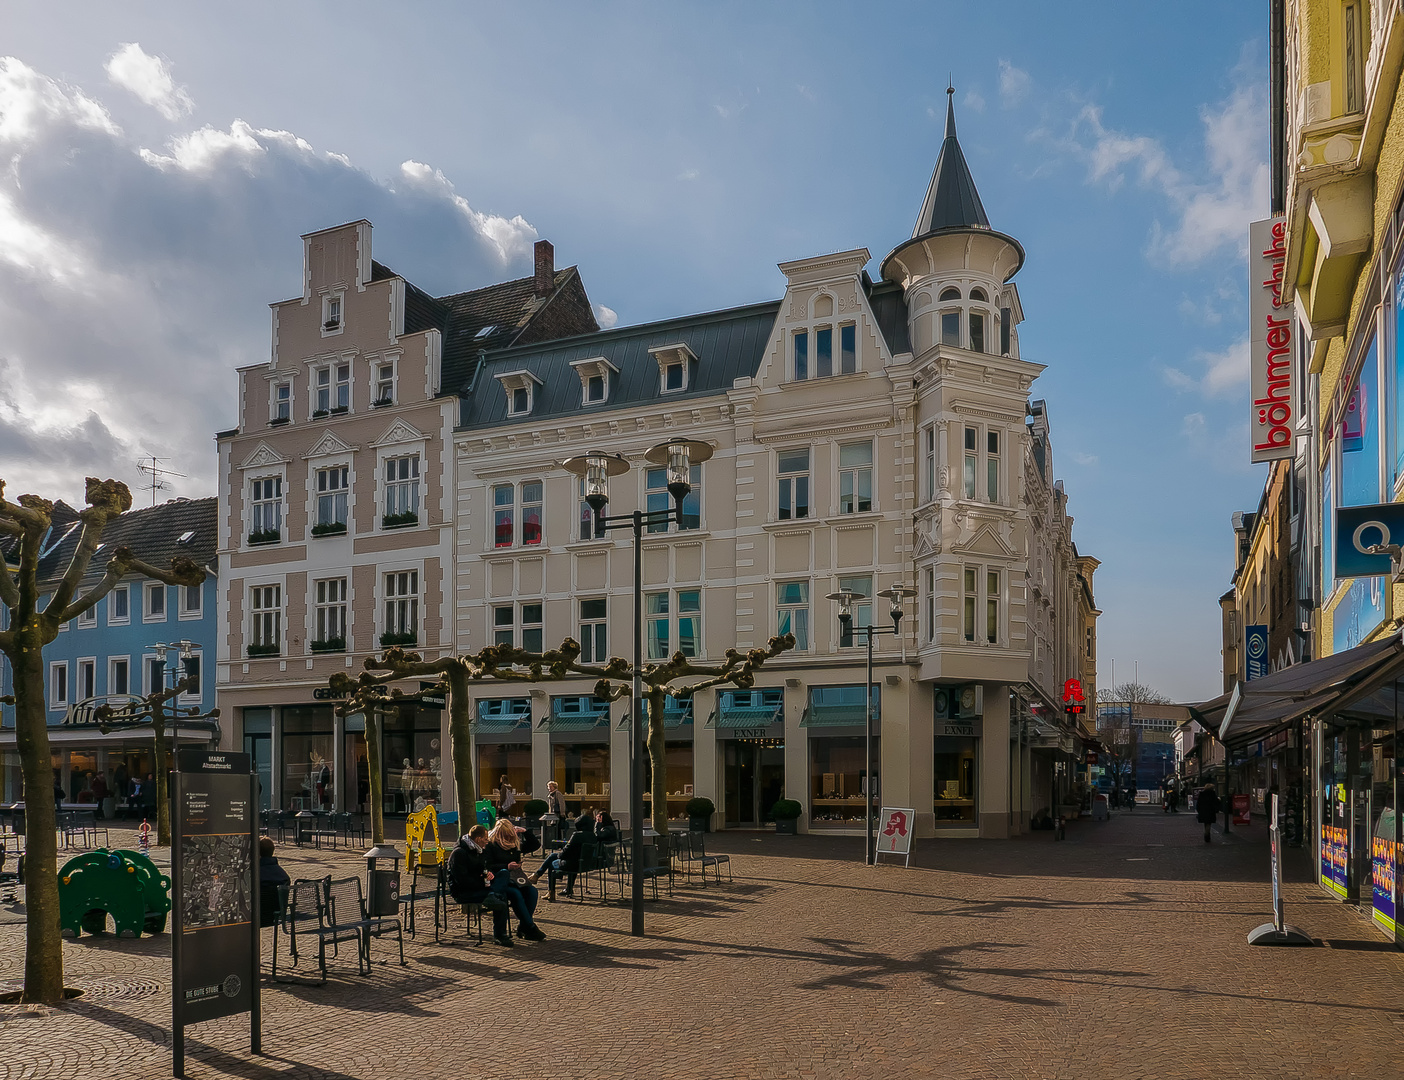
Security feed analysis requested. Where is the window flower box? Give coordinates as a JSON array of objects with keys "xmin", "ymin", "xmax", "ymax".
[
  {"xmin": 310, "ymin": 522, "xmax": 347, "ymax": 538},
  {"xmin": 381, "ymin": 511, "xmax": 419, "ymax": 529},
  {"xmin": 312, "ymin": 409, "xmax": 329, "ymax": 419},
  {"xmin": 248, "ymin": 529, "xmax": 280, "ymax": 545},
  {"xmin": 268, "ymin": 416, "xmax": 290, "ymax": 427},
  {"xmin": 379, "ymin": 630, "xmax": 418, "ymax": 648},
  {"xmin": 372, "ymin": 397, "xmax": 394, "ymax": 408},
  {"xmin": 323, "ymin": 320, "xmax": 340, "ymax": 331},
  {"xmin": 309, "ymin": 637, "xmax": 346, "ymax": 654},
  {"xmin": 246, "ymin": 643, "xmax": 280, "ymax": 658},
  {"xmin": 329, "ymin": 405, "xmax": 349, "ymax": 415}
]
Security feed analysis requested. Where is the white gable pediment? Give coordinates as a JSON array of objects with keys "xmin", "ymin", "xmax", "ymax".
[
  {"xmin": 954, "ymin": 521, "xmax": 1016, "ymax": 559},
  {"xmin": 303, "ymin": 431, "xmax": 357, "ymax": 460},
  {"xmin": 238, "ymin": 442, "xmax": 289, "ymax": 471},
  {"xmin": 371, "ymin": 418, "xmax": 428, "ymax": 448}
]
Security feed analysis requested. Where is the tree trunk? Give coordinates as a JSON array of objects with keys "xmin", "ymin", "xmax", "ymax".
[
  {"xmin": 446, "ymin": 666, "xmax": 477, "ymax": 820},
  {"xmin": 366, "ymin": 706, "xmax": 384, "ymax": 846},
  {"xmin": 647, "ymin": 687, "xmax": 668, "ymax": 831},
  {"xmin": 10, "ymin": 633, "xmax": 65, "ymax": 1003},
  {"xmin": 151, "ymin": 699, "xmax": 171, "ymax": 847}
]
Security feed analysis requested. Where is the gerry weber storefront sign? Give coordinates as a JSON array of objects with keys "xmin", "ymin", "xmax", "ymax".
[{"xmin": 1249, "ymin": 216, "xmax": 1296, "ymax": 464}]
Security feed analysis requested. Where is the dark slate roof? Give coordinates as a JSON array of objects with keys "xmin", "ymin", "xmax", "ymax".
[
  {"xmin": 912, "ymin": 90, "xmax": 990, "ymax": 236},
  {"xmin": 865, "ymin": 276, "xmax": 911, "ymax": 356},
  {"xmin": 459, "ymin": 301, "xmax": 782, "ymax": 430},
  {"xmin": 35, "ymin": 496, "xmax": 217, "ymax": 588}
]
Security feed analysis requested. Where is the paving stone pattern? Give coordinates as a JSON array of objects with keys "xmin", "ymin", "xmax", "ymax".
[{"xmin": 1, "ymin": 810, "xmax": 1401, "ymax": 1079}]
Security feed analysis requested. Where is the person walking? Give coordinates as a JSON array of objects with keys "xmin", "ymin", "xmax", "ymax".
[
  {"xmin": 1196, "ymin": 783, "xmax": 1222, "ymax": 843},
  {"xmin": 545, "ymin": 780, "xmax": 567, "ymax": 819}
]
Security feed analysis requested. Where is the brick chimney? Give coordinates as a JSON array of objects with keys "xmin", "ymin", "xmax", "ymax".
[{"xmin": 534, "ymin": 239, "xmax": 554, "ymax": 297}]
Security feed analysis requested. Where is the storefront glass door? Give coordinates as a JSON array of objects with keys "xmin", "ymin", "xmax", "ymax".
[{"xmin": 723, "ymin": 740, "xmax": 783, "ymax": 826}]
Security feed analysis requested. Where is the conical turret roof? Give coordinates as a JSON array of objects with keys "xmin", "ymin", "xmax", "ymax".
[{"xmin": 912, "ymin": 88, "xmax": 989, "ymax": 236}]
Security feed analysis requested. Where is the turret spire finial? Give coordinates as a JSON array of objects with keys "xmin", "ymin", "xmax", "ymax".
[{"xmin": 945, "ymin": 84, "xmax": 957, "ymax": 139}]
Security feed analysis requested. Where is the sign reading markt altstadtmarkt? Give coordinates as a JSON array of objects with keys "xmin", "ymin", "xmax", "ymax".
[{"xmin": 1249, "ymin": 215, "xmax": 1295, "ymax": 464}]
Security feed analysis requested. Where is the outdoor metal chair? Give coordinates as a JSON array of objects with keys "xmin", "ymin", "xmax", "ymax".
[
  {"xmin": 271, "ymin": 877, "xmax": 328, "ymax": 982},
  {"xmin": 674, "ymin": 831, "xmax": 708, "ymax": 886},
  {"xmin": 327, "ymin": 875, "xmax": 404, "ymax": 976},
  {"xmin": 636, "ymin": 834, "xmax": 675, "ymax": 900},
  {"xmin": 692, "ymin": 830, "xmax": 732, "ymax": 884}
]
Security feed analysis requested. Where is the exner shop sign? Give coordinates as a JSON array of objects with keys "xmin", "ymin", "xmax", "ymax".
[{"xmin": 1249, "ymin": 216, "xmax": 1296, "ymax": 464}]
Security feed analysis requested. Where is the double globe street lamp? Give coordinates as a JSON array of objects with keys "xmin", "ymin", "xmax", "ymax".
[
  {"xmin": 825, "ymin": 583, "xmax": 916, "ymax": 866},
  {"xmin": 562, "ymin": 438, "xmax": 713, "ymax": 937}
]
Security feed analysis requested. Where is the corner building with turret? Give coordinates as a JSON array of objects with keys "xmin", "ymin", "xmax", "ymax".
[{"xmin": 450, "ymin": 94, "xmax": 1099, "ymax": 838}]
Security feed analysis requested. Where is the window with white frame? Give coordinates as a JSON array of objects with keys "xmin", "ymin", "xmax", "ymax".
[
  {"xmin": 963, "ymin": 428, "xmax": 977, "ymax": 499},
  {"xmin": 986, "ymin": 430, "xmax": 1000, "ymax": 501},
  {"xmin": 496, "ymin": 370, "xmax": 542, "ymax": 417},
  {"xmin": 249, "ymin": 584, "xmax": 282, "ymax": 654},
  {"xmin": 985, "ymin": 569, "xmax": 1001, "ymax": 644},
  {"xmin": 491, "ymin": 602, "xmax": 542, "ymax": 651},
  {"xmin": 77, "ymin": 658, "xmax": 96, "ymax": 701},
  {"xmin": 180, "ymin": 583, "xmax": 201, "ymax": 619},
  {"xmin": 271, "ymin": 380, "xmax": 292, "ymax": 422},
  {"xmin": 521, "ymin": 602, "xmax": 543, "ymax": 652},
  {"xmin": 383, "ymin": 570, "xmax": 418, "ymax": 644},
  {"xmin": 77, "ymin": 603, "xmax": 97, "ymax": 628},
  {"xmin": 969, "ymin": 288, "xmax": 989, "ymax": 354},
  {"xmin": 492, "ymin": 481, "xmax": 543, "ymax": 547},
  {"xmin": 940, "ymin": 287, "xmax": 962, "ymax": 346},
  {"xmin": 146, "ymin": 656, "xmax": 166, "ymax": 696},
  {"xmin": 493, "ymin": 604, "xmax": 514, "ymax": 647},
  {"xmin": 144, "ymin": 582, "xmax": 167, "ymax": 622},
  {"xmin": 313, "ymin": 577, "xmax": 347, "ymax": 648},
  {"xmin": 963, "ymin": 567, "xmax": 977, "ymax": 642},
  {"xmin": 776, "ymin": 581, "xmax": 810, "ymax": 651},
  {"xmin": 315, "ymin": 466, "xmax": 349, "ymax": 531},
  {"xmin": 791, "ymin": 323, "xmax": 856, "ymax": 381},
  {"xmin": 323, "ymin": 293, "xmax": 343, "ymax": 332},
  {"xmin": 108, "ymin": 585, "xmax": 130, "ymax": 625},
  {"xmin": 962, "ymin": 566, "xmax": 1000, "ymax": 644},
  {"xmin": 579, "ymin": 598, "xmax": 607, "ymax": 662},
  {"xmin": 314, "ymin": 363, "xmax": 351, "ymax": 414},
  {"xmin": 577, "ymin": 478, "xmax": 603, "ymax": 541},
  {"xmin": 962, "ymin": 426, "xmax": 1001, "ymax": 503},
  {"xmin": 181, "ymin": 654, "xmax": 201, "ymax": 699},
  {"xmin": 924, "ymin": 427, "xmax": 936, "ymax": 503},
  {"xmin": 777, "ymin": 449, "xmax": 810, "ymax": 520},
  {"xmin": 838, "ymin": 441, "xmax": 873, "ymax": 514},
  {"xmin": 374, "ymin": 361, "xmax": 395, "ymax": 406},
  {"xmin": 838, "ymin": 574, "xmax": 872, "ymax": 648},
  {"xmin": 384, "ymin": 455, "xmax": 420, "ymax": 526},
  {"xmin": 570, "ymin": 357, "xmax": 617, "ymax": 406},
  {"xmin": 646, "ymin": 589, "xmax": 701, "ymax": 660},
  {"xmin": 50, "ymin": 661, "xmax": 68, "ymax": 709},
  {"xmin": 250, "ymin": 476, "xmax": 282, "ymax": 541},
  {"xmin": 650, "ymin": 343, "xmax": 696, "ymax": 394},
  {"xmin": 645, "ymin": 465, "xmax": 701, "ymax": 532},
  {"xmin": 924, "ymin": 566, "xmax": 936, "ymax": 642},
  {"xmin": 108, "ymin": 656, "xmax": 129, "ymax": 696}
]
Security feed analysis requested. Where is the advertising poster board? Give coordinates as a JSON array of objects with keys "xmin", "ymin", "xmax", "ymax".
[
  {"xmin": 1321, "ymin": 825, "xmax": 1350, "ymax": 898},
  {"xmin": 172, "ymin": 749, "xmax": 260, "ymax": 1077},
  {"xmin": 1270, "ymin": 794, "xmax": 1283, "ymax": 933},
  {"xmin": 876, "ymin": 807, "xmax": 915, "ymax": 867},
  {"xmin": 1232, "ymin": 794, "xmax": 1251, "ymax": 825},
  {"xmin": 1373, "ymin": 807, "xmax": 1397, "ymax": 935},
  {"xmin": 1248, "ymin": 216, "xmax": 1295, "ymax": 463}
]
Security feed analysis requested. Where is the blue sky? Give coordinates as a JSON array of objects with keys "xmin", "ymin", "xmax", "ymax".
[{"xmin": 0, "ymin": 3, "xmax": 1267, "ymax": 702}]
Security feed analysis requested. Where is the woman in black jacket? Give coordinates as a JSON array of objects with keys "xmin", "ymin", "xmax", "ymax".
[
  {"xmin": 594, "ymin": 810, "xmax": 619, "ymax": 843},
  {"xmin": 484, "ymin": 818, "xmax": 544, "ymax": 939},
  {"xmin": 1195, "ymin": 784, "xmax": 1222, "ymax": 843},
  {"xmin": 447, "ymin": 824, "xmax": 512, "ymax": 946},
  {"xmin": 536, "ymin": 813, "xmax": 594, "ymax": 900}
]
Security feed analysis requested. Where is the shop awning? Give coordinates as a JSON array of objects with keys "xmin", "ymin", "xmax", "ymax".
[
  {"xmin": 707, "ymin": 704, "xmax": 783, "ymax": 729},
  {"xmin": 1191, "ymin": 631, "xmax": 1404, "ymax": 748},
  {"xmin": 539, "ymin": 697, "xmax": 611, "ymax": 732},
  {"xmin": 618, "ymin": 699, "xmax": 694, "ymax": 729}
]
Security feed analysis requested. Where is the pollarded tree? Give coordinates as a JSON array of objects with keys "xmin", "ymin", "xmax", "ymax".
[
  {"xmin": 0, "ymin": 478, "xmax": 205, "ymax": 1004},
  {"xmin": 330, "ymin": 632, "xmax": 795, "ymax": 838}
]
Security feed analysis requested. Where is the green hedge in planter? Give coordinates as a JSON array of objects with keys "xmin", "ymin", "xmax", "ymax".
[
  {"xmin": 379, "ymin": 630, "xmax": 418, "ymax": 648},
  {"xmin": 769, "ymin": 799, "xmax": 803, "ymax": 821},
  {"xmin": 247, "ymin": 643, "xmax": 280, "ymax": 658},
  {"xmin": 381, "ymin": 511, "xmax": 419, "ymax": 529},
  {"xmin": 522, "ymin": 799, "xmax": 549, "ymax": 817},
  {"xmin": 309, "ymin": 637, "xmax": 345, "ymax": 653},
  {"xmin": 248, "ymin": 529, "xmax": 280, "ymax": 545},
  {"xmin": 684, "ymin": 796, "xmax": 715, "ymax": 818},
  {"xmin": 311, "ymin": 521, "xmax": 346, "ymax": 537}
]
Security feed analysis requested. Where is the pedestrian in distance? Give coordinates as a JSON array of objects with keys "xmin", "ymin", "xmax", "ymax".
[
  {"xmin": 544, "ymin": 780, "xmax": 567, "ymax": 818},
  {"xmin": 1196, "ymin": 783, "xmax": 1222, "ymax": 843}
]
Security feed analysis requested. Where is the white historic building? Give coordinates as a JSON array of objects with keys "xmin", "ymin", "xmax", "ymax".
[{"xmin": 451, "ymin": 94, "xmax": 1099, "ymax": 837}]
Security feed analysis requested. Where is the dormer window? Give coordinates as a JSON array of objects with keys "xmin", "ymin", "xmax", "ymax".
[
  {"xmin": 496, "ymin": 370, "xmax": 543, "ymax": 417},
  {"xmin": 569, "ymin": 357, "xmax": 618, "ymax": 407},
  {"xmin": 322, "ymin": 293, "xmax": 344, "ymax": 334},
  {"xmin": 790, "ymin": 323, "xmax": 856, "ymax": 381},
  {"xmin": 649, "ymin": 343, "xmax": 697, "ymax": 394}
]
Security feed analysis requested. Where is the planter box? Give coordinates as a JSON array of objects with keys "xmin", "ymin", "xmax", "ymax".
[
  {"xmin": 774, "ymin": 819, "xmax": 798, "ymax": 835},
  {"xmin": 688, "ymin": 815, "xmax": 711, "ymax": 833}
]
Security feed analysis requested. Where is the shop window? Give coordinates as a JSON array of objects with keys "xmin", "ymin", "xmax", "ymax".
[
  {"xmin": 282, "ymin": 705, "xmax": 336, "ymax": 812},
  {"xmin": 645, "ymin": 464, "xmax": 701, "ymax": 532},
  {"xmin": 777, "ymin": 449, "xmax": 810, "ymax": 520},
  {"xmin": 810, "ymin": 735, "xmax": 874, "ymax": 827},
  {"xmin": 642, "ymin": 742, "xmax": 696, "ymax": 822},
  {"xmin": 478, "ymin": 743, "xmax": 533, "ymax": 810},
  {"xmin": 382, "ymin": 703, "xmax": 442, "ymax": 814},
  {"xmin": 934, "ymin": 735, "xmax": 978, "ymax": 823},
  {"xmin": 552, "ymin": 743, "xmax": 611, "ymax": 809},
  {"xmin": 776, "ymin": 581, "xmax": 810, "ymax": 651},
  {"xmin": 579, "ymin": 598, "xmax": 607, "ymax": 663}
]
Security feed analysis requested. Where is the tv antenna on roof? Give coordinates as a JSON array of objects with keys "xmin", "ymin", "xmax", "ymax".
[{"xmin": 136, "ymin": 455, "xmax": 186, "ymax": 507}]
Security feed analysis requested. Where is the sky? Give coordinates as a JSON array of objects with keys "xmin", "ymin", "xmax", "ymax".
[{"xmin": 0, "ymin": 2, "xmax": 1268, "ymax": 703}]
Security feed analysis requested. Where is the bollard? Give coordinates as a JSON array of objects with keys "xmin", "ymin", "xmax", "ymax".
[{"xmin": 138, "ymin": 819, "xmax": 150, "ymax": 857}]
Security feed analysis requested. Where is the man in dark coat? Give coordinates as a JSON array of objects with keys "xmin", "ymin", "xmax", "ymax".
[
  {"xmin": 1195, "ymin": 784, "xmax": 1222, "ymax": 843},
  {"xmin": 257, "ymin": 836, "xmax": 291, "ymax": 928},
  {"xmin": 447, "ymin": 824, "xmax": 512, "ymax": 947},
  {"xmin": 534, "ymin": 813, "xmax": 594, "ymax": 900}
]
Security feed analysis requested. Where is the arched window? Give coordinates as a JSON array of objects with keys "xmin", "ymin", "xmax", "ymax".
[
  {"xmin": 939, "ymin": 287, "xmax": 961, "ymax": 302},
  {"xmin": 969, "ymin": 287, "xmax": 988, "ymax": 302}
]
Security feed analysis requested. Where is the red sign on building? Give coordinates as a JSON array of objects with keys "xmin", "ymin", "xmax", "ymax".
[{"xmin": 1063, "ymin": 678, "xmax": 1086, "ymax": 715}]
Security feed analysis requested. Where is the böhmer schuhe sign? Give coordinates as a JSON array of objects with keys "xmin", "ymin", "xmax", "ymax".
[{"xmin": 1249, "ymin": 216, "xmax": 1295, "ymax": 464}]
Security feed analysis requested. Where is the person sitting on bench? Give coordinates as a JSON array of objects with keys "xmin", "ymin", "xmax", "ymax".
[{"xmin": 448, "ymin": 824, "xmax": 512, "ymax": 947}]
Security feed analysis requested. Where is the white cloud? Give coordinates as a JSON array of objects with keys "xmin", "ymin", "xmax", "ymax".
[
  {"xmin": 963, "ymin": 88, "xmax": 987, "ymax": 114},
  {"xmin": 1182, "ymin": 412, "xmax": 1206, "ymax": 434},
  {"xmin": 104, "ymin": 43, "xmax": 194, "ymax": 121},
  {"xmin": 1069, "ymin": 81, "xmax": 1268, "ymax": 265},
  {"xmin": 677, "ymin": 168, "xmax": 700, "ymax": 182},
  {"xmin": 0, "ymin": 56, "xmax": 544, "ymax": 505},
  {"xmin": 1071, "ymin": 451, "xmax": 1099, "ymax": 467},
  {"xmin": 998, "ymin": 60, "xmax": 1031, "ymax": 106},
  {"xmin": 1163, "ymin": 338, "xmax": 1249, "ymax": 396},
  {"xmin": 594, "ymin": 304, "xmax": 618, "ymax": 329}
]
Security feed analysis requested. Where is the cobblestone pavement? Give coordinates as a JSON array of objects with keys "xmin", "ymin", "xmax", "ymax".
[{"xmin": 2, "ymin": 809, "xmax": 1401, "ymax": 1080}]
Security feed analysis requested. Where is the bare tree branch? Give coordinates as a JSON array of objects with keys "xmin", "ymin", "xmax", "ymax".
[{"xmin": 51, "ymin": 548, "xmax": 205, "ymax": 628}]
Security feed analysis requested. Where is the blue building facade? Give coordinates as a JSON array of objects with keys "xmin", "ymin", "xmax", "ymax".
[{"xmin": 0, "ymin": 497, "xmax": 219, "ymax": 808}]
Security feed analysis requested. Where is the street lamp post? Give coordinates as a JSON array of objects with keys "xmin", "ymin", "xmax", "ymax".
[
  {"xmin": 826, "ymin": 583, "xmax": 916, "ymax": 866},
  {"xmin": 148, "ymin": 639, "xmax": 198, "ymax": 767},
  {"xmin": 562, "ymin": 438, "xmax": 712, "ymax": 937}
]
